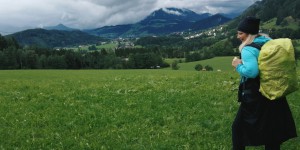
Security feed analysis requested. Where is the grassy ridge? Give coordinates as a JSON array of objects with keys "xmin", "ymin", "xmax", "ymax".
[
  {"xmin": 261, "ymin": 17, "xmax": 300, "ymax": 30},
  {"xmin": 0, "ymin": 70, "xmax": 299, "ymax": 149}
]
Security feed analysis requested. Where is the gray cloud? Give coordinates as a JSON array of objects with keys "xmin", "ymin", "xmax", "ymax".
[{"xmin": 0, "ymin": 0, "xmax": 259, "ymax": 34}]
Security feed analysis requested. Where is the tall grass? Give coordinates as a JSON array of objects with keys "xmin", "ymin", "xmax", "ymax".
[{"xmin": 0, "ymin": 70, "xmax": 299, "ymax": 149}]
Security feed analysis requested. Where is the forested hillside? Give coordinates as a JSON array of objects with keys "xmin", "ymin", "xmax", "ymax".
[
  {"xmin": 242, "ymin": 0, "xmax": 299, "ymax": 24},
  {"xmin": 226, "ymin": 0, "xmax": 300, "ymax": 37},
  {"xmin": 191, "ymin": 14, "xmax": 231, "ymax": 31},
  {"xmin": 7, "ymin": 29, "xmax": 107, "ymax": 48}
]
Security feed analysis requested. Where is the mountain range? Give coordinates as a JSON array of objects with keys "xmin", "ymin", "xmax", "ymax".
[
  {"xmin": 85, "ymin": 8, "xmax": 231, "ymax": 38},
  {"xmin": 6, "ymin": 7, "xmax": 233, "ymax": 47},
  {"xmin": 2, "ymin": 0, "xmax": 299, "ymax": 50}
]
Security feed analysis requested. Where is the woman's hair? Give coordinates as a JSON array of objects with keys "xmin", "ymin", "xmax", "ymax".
[{"xmin": 238, "ymin": 33, "xmax": 270, "ymax": 52}]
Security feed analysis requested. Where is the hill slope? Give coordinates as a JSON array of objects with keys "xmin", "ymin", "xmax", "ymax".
[
  {"xmin": 7, "ymin": 28, "xmax": 107, "ymax": 48},
  {"xmin": 191, "ymin": 14, "xmax": 231, "ymax": 31},
  {"xmin": 226, "ymin": 0, "xmax": 300, "ymax": 32}
]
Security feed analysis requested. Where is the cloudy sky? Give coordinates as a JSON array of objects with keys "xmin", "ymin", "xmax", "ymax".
[{"xmin": 0, "ymin": 0, "xmax": 260, "ymax": 34}]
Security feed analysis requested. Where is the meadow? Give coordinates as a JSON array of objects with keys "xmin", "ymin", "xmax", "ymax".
[
  {"xmin": 164, "ymin": 56, "xmax": 235, "ymax": 71},
  {"xmin": 0, "ymin": 69, "xmax": 299, "ymax": 149},
  {"xmin": 261, "ymin": 17, "xmax": 300, "ymax": 30}
]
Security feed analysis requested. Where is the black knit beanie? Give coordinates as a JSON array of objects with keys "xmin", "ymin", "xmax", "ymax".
[{"xmin": 238, "ymin": 16, "xmax": 260, "ymax": 34}]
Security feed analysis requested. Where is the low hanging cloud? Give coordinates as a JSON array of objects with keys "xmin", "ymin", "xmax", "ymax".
[{"xmin": 0, "ymin": 0, "xmax": 259, "ymax": 34}]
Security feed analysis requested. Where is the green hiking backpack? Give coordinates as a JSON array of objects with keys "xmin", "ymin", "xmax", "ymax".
[{"xmin": 258, "ymin": 38, "xmax": 298, "ymax": 100}]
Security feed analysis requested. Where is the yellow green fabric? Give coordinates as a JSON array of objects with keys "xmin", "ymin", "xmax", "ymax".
[{"xmin": 258, "ymin": 38, "xmax": 298, "ymax": 100}]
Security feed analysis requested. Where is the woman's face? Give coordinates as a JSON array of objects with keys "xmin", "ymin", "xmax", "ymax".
[{"xmin": 237, "ymin": 31, "xmax": 248, "ymax": 42}]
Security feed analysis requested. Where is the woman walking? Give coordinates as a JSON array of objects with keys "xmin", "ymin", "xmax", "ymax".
[{"xmin": 231, "ymin": 16, "xmax": 297, "ymax": 150}]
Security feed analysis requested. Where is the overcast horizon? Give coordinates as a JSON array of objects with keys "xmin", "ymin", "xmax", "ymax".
[{"xmin": 0, "ymin": 0, "xmax": 260, "ymax": 35}]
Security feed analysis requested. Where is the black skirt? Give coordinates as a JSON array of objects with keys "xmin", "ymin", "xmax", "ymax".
[{"xmin": 232, "ymin": 96, "xmax": 297, "ymax": 146}]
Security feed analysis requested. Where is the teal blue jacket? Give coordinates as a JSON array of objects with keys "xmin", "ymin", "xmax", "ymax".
[{"xmin": 236, "ymin": 36, "xmax": 271, "ymax": 81}]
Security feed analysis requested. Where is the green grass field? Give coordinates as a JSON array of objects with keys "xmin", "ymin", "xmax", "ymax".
[
  {"xmin": 96, "ymin": 43, "xmax": 118, "ymax": 49},
  {"xmin": 261, "ymin": 17, "xmax": 300, "ymax": 30},
  {"xmin": 0, "ymin": 69, "xmax": 299, "ymax": 149},
  {"xmin": 65, "ymin": 42, "xmax": 118, "ymax": 51},
  {"xmin": 164, "ymin": 56, "xmax": 237, "ymax": 71}
]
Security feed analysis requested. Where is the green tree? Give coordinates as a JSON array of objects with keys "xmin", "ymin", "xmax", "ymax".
[
  {"xmin": 0, "ymin": 35, "xmax": 7, "ymax": 50},
  {"xmin": 47, "ymin": 55, "xmax": 67, "ymax": 69},
  {"xmin": 171, "ymin": 60, "xmax": 180, "ymax": 70},
  {"xmin": 194, "ymin": 64, "xmax": 203, "ymax": 71},
  {"xmin": 104, "ymin": 54, "xmax": 123, "ymax": 69},
  {"xmin": 127, "ymin": 53, "xmax": 164, "ymax": 69},
  {"xmin": 16, "ymin": 49, "xmax": 26, "ymax": 69},
  {"xmin": 0, "ymin": 51, "xmax": 5, "ymax": 69},
  {"xmin": 186, "ymin": 52, "xmax": 202, "ymax": 62},
  {"xmin": 25, "ymin": 50, "xmax": 38, "ymax": 69},
  {"xmin": 210, "ymin": 39, "xmax": 235, "ymax": 56},
  {"xmin": 37, "ymin": 54, "xmax": 47, "ymax": 69},
  {"xmin": 2, "ymin": 47, "xmax": 18, "ymax": 69},
  {"xmin": 100, "ymin": 48, "xmax": 108, "ymax": 56},
  {"xmin": 64, "ymin": 50, "xmax": 82, "ymax": 69},
  {"xmin": 88, "ymin": 45, "xmax": 97, "ymax": 50},
  {"xmin": 204, "ymin": 65, "xmax": 213, "ymax": 71},
  {"xmin": 6, "ymin": 37, "xmax": 20, "ymax": 49}
]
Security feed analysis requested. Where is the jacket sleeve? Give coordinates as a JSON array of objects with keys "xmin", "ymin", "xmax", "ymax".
[{"xmin": 236, "ymin": 47, "xmax": 259, "ymax": 78}]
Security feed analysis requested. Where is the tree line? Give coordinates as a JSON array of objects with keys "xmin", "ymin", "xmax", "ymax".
[
  {"xmin": 0, "ymin": 32, "xmax": 239, "ymax": 70},
  {"xmin": 0, "ymin": 34, "xmax": 168, "ymax": 69}
]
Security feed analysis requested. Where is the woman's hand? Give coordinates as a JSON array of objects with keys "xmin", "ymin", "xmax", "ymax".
[{"xmin": 232, "ymin": 57, "xmax": 242, "ymax": 68}]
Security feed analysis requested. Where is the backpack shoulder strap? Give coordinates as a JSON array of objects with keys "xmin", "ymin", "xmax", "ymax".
[
  {"xmin": 245, "ymin": 43, "xmax": 262, "ymax": 50},
  {"xmin": 245, "ymin": 35, "xmax": 264, "ymax": 50}
]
